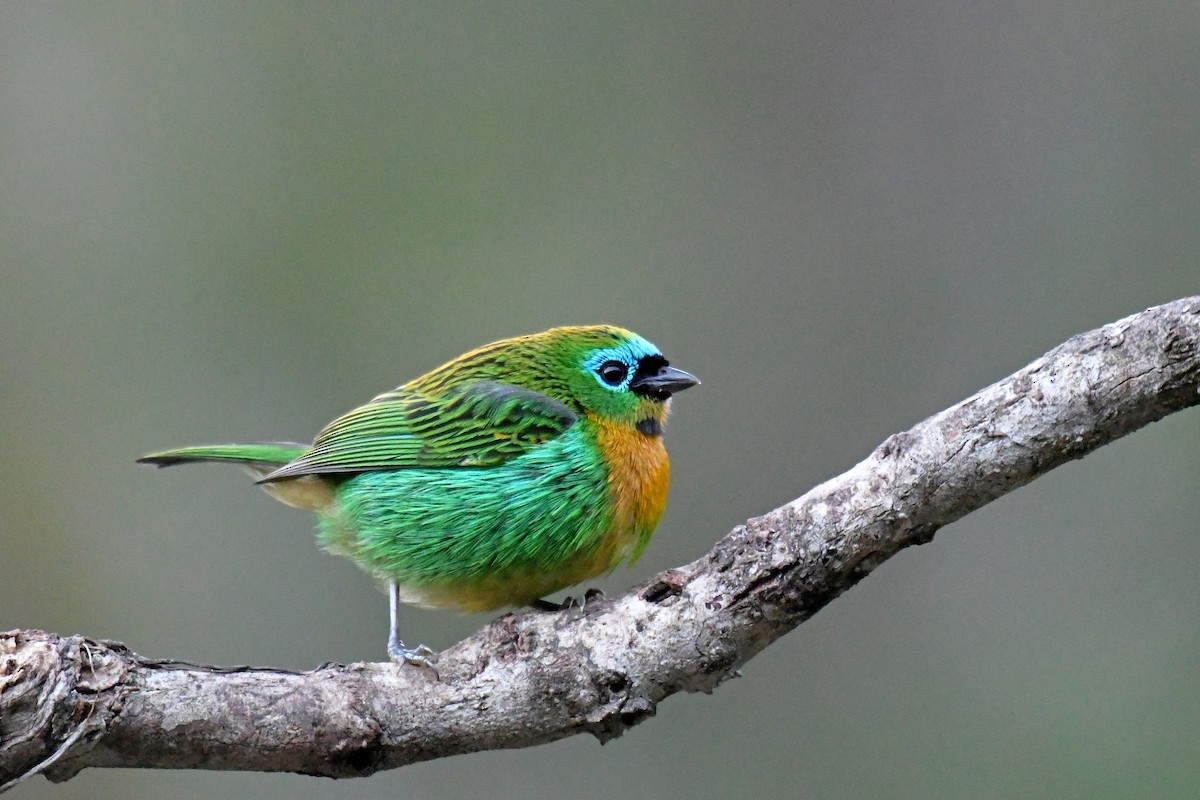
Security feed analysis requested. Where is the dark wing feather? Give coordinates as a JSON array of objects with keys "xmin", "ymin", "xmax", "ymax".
[{"xmin": 259, "ymin": 381, "xmax": 576, "ymax": 482}]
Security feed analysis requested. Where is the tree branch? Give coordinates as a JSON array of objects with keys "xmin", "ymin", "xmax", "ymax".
[{"xmin": 4, "ymin": 297, "xmax": 1199, "ymax": 790}]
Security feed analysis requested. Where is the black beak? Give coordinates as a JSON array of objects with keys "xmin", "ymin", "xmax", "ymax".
[{"xmin": 629, "ymin": 364, "xmax": 700, "ymax": 400}]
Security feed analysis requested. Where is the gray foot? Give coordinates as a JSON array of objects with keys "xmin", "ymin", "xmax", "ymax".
[
  {"xmin": 388, "ymin": 640, "xmax": 438, "ymax": 678},
  {"xmin": 387, "ymin": 579, "xmax": 438, "ymax": 677}
]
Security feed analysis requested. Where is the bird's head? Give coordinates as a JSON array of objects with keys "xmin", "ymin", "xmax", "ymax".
[
  {"xmin": 553, "ymin": 326, "xmax": 699, "ymax": 431},
  {"xmin": 416, "ymin": 325, "xmax": 698, "ymax": 433}
]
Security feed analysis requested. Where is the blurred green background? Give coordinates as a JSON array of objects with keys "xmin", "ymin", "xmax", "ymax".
[{"xmin": 3, "ymin": 2, "xmax": 1198, "ymax": 798}]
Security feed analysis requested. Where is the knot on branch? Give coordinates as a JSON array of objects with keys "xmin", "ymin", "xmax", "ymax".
[
  {"xmin": 1, "ymin": 631, "xmax": 128, "ymax": 788},
  {"xmin": 584, "ymin": 669, "xmax": 655, "ymax": 743}
]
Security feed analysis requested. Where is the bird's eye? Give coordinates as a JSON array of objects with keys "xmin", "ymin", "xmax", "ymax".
[{"xmin": 597, "ymin": 360, "xmax": 628, "ymax": 386}]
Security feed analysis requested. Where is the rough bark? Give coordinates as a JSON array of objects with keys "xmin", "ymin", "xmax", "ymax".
[{"xmin": 3, "ymin": 297, "xmax": 1199, "ymax": 791}]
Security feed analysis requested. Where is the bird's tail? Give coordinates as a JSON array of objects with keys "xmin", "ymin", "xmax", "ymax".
[
  {"xmin": 137, "ymin": 442, "xmax": 336, "ymax": 511},
  {"xmin": 137, "ymin": 442, "xmax": 309, "ymax": 471}
]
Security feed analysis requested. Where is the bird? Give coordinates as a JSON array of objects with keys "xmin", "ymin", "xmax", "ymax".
[{"xmin": 138, "ymin": 325, "xmax": 698, "ymax": 672}]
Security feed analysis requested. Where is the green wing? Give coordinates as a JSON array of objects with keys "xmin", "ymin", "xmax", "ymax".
[{"xmin": 260, "ymin": 381, "xmax": 577, "ymax": 482}]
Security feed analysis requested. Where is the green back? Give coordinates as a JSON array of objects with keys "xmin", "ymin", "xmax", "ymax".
[{"xmin": 259, "ymin": 325, "xmax": 662, "ymax": 481}]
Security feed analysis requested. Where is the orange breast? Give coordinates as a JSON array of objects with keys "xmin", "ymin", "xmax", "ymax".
[{"xmin": 590, "ymin": 414, "xmax": 671, "ymax": 565}]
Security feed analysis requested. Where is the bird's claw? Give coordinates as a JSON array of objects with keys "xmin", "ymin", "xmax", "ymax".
[
  {"xmin": 568, "ymin": 587, "xmax": 606, "ymax": 611},
  {"xmin": 388, "ymin": 642, "xmax": 439, "ymax": 679},
  {"xmin": 531, "ymin": 587, "xmax": 606, "ymax": 613}
]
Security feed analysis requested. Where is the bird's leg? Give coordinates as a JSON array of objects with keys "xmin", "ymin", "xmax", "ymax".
[
  {"xmin": 530, "ymin": 588, "xmax": 606, "ymax": 613},
  {"xmin": 387, "ymin": 580, "xmax": 438, "ymax": 676}
]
